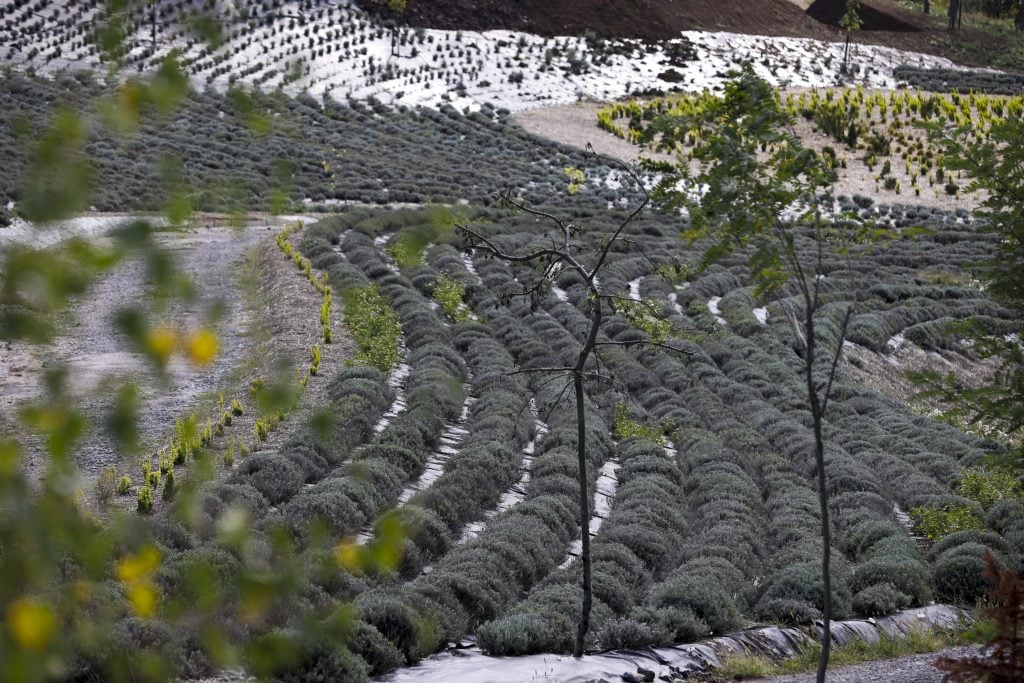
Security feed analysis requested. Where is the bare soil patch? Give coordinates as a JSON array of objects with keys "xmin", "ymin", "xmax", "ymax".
[
  {"xmin": 360, "ymin": 0, "xmax": 1018, "ymax": 69},
  {"xmin": 0, "ymin": 215, "xmax": 353, "ymax": 493}
]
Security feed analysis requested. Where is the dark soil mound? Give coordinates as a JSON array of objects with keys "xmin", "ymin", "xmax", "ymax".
[
  {"xmin": 355, "ymin": 0, "xmax": 833, "ymax": 41},
  {"xmin": 807, "ymin": 0, "xmax": 924, "ymax": 32},
  {"xmin": 354, "ymin": 0, "xmax": 1019, "ymax": 72}
]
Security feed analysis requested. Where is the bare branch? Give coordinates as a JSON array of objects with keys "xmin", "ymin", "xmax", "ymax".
[
  {"xmin": 819, "ymin": 302, "xmax": 855, "ymax": 416},
  {"xmin": 586, "ymin": 148, "xmax": 651, "ymax": 279},
  {"xmin": 509, "ymin": 366, "xmax": 576, "ymax": 376},
  {"xmin": 593, "ymin": 340, "xmax": 693, "ymax": 355},
  {"xmin": 541, "ymin": 377, "xmax": 576, "ymax": 424},
  {"xmin": 459, "ymin": 225, "xmax": 563, "ymax": 265}
]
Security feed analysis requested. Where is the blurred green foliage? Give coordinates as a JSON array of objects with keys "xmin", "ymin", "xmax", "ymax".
[{"xmin": 0, "ymin": 6, "xmax": 403, "ymax": 680}]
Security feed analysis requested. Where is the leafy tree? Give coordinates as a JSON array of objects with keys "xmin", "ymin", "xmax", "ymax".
[
  {"xmin": 640, "ymin": 66, "xmax": 881, "ymax": 682},
  {"xmin": 912, "ymin": 116, "xmax": 1024, "ymax": 471}
]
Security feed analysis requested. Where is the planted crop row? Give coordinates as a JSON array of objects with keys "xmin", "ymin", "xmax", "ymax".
[
  {"xmin": 161, "ymin": 197, "xmax": 1020, "ymax": 681},
  {"xmin": 894, "ymin": 66, "xmax": 1024, "ymax": 96},
  {"xmin": 0, "ymin": 72, "xmax": 626, "ymax": 228}
]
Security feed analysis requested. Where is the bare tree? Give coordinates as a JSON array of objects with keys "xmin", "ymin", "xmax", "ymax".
[{"xmin": 458, "ymin": 148, "xmax": 687, "ymax": 657}]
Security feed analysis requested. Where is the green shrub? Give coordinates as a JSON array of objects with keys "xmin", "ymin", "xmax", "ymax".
[
  {"xmin": 934, "ymin": 552, "xmax": 992, "ymax": 603},
  {"xmin": 162, "ymin": 470, "xmax": 176, "ymax": 501},
  {"xmin": 344, "ymin": 284, "xmax": 401, "ymax": 373},
  {"xmin": 309, "ymin": 344, "xmax": 322, "ymax": 376},
  {"xmin": 95, "ymin": 465, "xmax": 118, "ymax": 502},
  {"xmin": 956, "ymin": 468, "xmax": 1023, "ymax": 510},
  {"xmin": 477, "ymin": 612, "xmax": 550, "ymax": 656},
  {"xmin": 910, "ymin": 503, "xmax": 983, "ymax": 542},
  {"xmin": 613, "ymin": 406, "xmax": 665, "ymax": 444},
  {"xmin": 116, "ymin": 476, "xmax": 132, "ymax": 495},
  {"xmin": 431, "ymin": 274, "xmax": 471, "ymax": 322},
  {"xmin": 223, "ymin": 438, "xmax": 236, "ymax": 468},
  {"xmin": 596, "ymin": 617, "xmax": 670, "ymax": 650},
  {"xmin": 136, "ymin": 485, "xmax": 153, "ymax": 514},
  {"xmin": 230, "ymin": 399, "xmax": 244, "ymax": 416},
  {"xmin": 755, "ymin": 598, "xmax": 821, "ymax": 625},
  {"xmin": 852, "ymin": 583, "xmax": 912, "ymax": 617}
]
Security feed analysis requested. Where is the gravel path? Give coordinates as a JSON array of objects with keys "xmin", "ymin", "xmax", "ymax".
[{"xmin": 749, "ymin": 646, "xmax": 979, "ymax": 683}]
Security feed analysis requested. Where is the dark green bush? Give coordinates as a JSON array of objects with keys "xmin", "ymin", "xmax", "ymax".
[
  {"xmin": 852, "ymin": 583, "xmax": 912, "ymax": 617},
  {"xmin": 926, "ymin": 529, "xmax": 1011, "ymax": 562},
  {"xmin": 933, "ymin": 552, "xmax": 992, "ymax": 603},
  {"xmin": 476, "ymin": 612, "xmax": 550, "ymax": 656},
  {"xmin": 756, "ymin": 562, "xmax": 852, "ymax": 620},
  {"xmin": 356, "ymin": 591, "xmax": 429, "ymax": 664},
  {"xmin": 347, "ymin": 621, "xmax": 405, "ymax": 676},
  {"xmin": 646, "ymin": 573, "xmax": 741, "ymax": 634},
  {"xmin": 230, "ymin": 455, "xmax": 305, "ymax": 506},
  {"xmin": 596, "ymin": 617, "xmax": 670, "ymax": 650},
  {"xmin": 258, "ymin": 630, "xmax": 370, "ymax": 683},
  {"xmin": 850, "ymin": 558, "xmax": 932, "ymax": 605},
  {"xmin": 755, "ymin": 598, "xmax": 821, "ymax": 625},
  {"xmin": 632, "ymin": 605, "xmax": 709, "ymax": 642}
]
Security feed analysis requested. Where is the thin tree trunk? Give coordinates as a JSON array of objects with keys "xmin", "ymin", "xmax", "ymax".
[
  {"xmin": 843, "ymin": 31, "xmax": 851, "ymax": 72},
  {"xmin": 573, "ymin": 370, "xmax": 592, "ymax": 658},
  {"xmin": 923, "ymin": 0, "xmax": 930, "ymax": 14},
  {"xmin": 805, "ymin": 311, "xmax": 832, "ymax": 683},
  {"xmin": 574, "ymin": 298, "xmax": 602, "ymax": 658},
  {"xmin": 1016, "ymin": 0, "xmax": 1024, "ymax": 30}
]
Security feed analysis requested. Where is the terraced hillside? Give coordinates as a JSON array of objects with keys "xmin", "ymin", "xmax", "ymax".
[
  {"xmin": 1, "ymin": 2, "xmax": 1023, "ymax": 682},
  {"xmin": 237, "ymin": 199, "xmax": 1014, "ymax": 678}
]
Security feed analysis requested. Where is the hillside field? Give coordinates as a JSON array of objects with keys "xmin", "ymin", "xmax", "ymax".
[{"xmin": 1, "ymin": 1, "xmax": 1023, "ymax": 682}]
